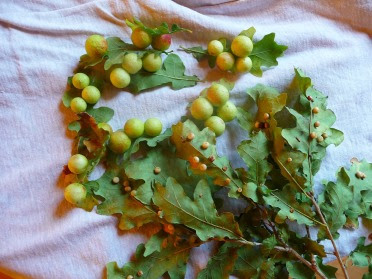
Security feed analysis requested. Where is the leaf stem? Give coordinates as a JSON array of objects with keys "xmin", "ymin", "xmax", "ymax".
[{"xmin": 307, "ymin": 105, "xmax": 350, "ymax": 279}]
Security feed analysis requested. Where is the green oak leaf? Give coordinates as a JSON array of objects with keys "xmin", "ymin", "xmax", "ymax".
[
  {"xmin": 129, "ymin": 54, "xmax": 200, "ymax": 93},
  {"xmin": 233, "ymin": 245, "xmax": 270, "ymax": 278},
  {"xmin": 153, "ymin": 178, "xmax": 243, "ymax": 241},
  {"xmin": 143, "ymin": 231, "xmax": 168, "ymax": 257},
  {"xmin": 179, "ymin": 46, "xmax": 207, "ymax": 61},
  {"xmin": 316, "ymin": 257, "xmax": 337, "ymax": 279},
  {"xmin": 86, "ymin": 106, "xmax": 114, "ymax": 123},
  {"xmin": 107, "ymin": 240, "xmax": 192, "ymax": 279},
  {"xmin": 93, "ymin": 171, "xmax": 158, "ymax": 230},
  {"xmin": 125, "ymin": 18, "xmax": 191, "ymax": 36},
  {"xmin": 286, "ymin": 261, "xmax": 314, "ymax": 279},
  {"xmin": 249, "ymin": 33, "xmax": 287, "ymax": 77},
  {"xmin": 122, "ymin": 128, "xmax": 172, "ymax": 162},
  {"xmin": 239, "ymin": 26, "xmax": 256, "ymax": 39},
  {"xmin": 237, "ymin": 131, "xmax": 272, "ymax": 187},
  {"xmin": 78, "ymin": 54, "xmax": 104, "ymax": 69},
  {"xmin": 263, "ymin": 184, "xmax": 317, "ymax": 226},
  {"xmin": 349, "ymin": 237, "xmax": 372, "ymax": 267},
  {"xmin": 171, "ymin": 120, "xmax": 244, "ymax": 198},
  {"xmin": 318, "ymin": 159, "xmax": 372, "ymax": 238},
  {"xmin": 104, "ymin": 37, "xmax": 138, "ymax": 70},
  {"xmin": 125, "ymin": 145, "xmax": 199, "ymax": 204},
  {"xmin": 197, "ymin": 243, "xmax": 238, "ymax": 279}
]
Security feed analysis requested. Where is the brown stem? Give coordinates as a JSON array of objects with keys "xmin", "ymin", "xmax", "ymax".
[
  {"xmin": 306, "ymin": 225, "xmax": 317, "ymax": 269},
  {"xmin": 311, "ymin": 196, "xmax": 349, "ymax": 279}
]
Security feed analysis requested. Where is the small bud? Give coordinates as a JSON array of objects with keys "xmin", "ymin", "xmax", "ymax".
[
  {"xmin": 201, "ymin": 141, "xmax": 210, "ymax": 149},
  {"xmin": 124, "ymin": 186, "xmax": 132, "ymax": 192},
  {"xmin": 130, "ymin": 190, "xmax": 137, "ymax": 197},
  {"xmin": 312, "ymin": 107, "xmax": 320, "ymax": 114},
  {"xmin": 237, "ymin": 187, "xmax": 242, "ymax": 193},
  {"xmin": 254, "ymin": 121, "xmax": 260, "ymax": 128},
  {"xmin": 263, "ymin": 113, "xmax": 270, "ymax": 120},
  {"xmin": 187, "ymin": 132, "xmax": 195, "ymax": 141},
  {"xmin": 154, "ymin": 167, "xmax": 161, "ymax": 174},
  {"xmin": 222, "ymin": 166, "xmax": 228, "ymax": 171},
  {"xmin": 137, "ymin": 270, "xmax": 143, "ymax": 277},
  {"xmin": 307, "ymin": 95, "xmax": 313, "ymax": 101},
  {"xmin": 264, "ymin": 122, "xmax": 270, "ymax": 129},
  {"xmin": 191, "ymin": 156, "xmax": 200, "ymax": 164},
  {"xmin": 317, "ymin": 136, "xmax": 324, "ymax": 143},
  {"xmin": 309, "ymin": 132, "xmax": 317, "ymax": 139},
  {"xmin": 322, "ymin": 132, "xmax": 328, "ymax": 139},
  {"xmin": 290, "ymin": 208, "xmax": 294, "ymax": 213},
  {"xmin": 164, "ymin": 224, "xmax": 175, "ymax": 234},
  {"xmin": 208, "ymin": 156, "xmax": 215, "ymax": 162},
  {"xmin": 314, "ymin": 121, "xmax": 320, "ymax": 128},
  {"xmin": 199, "ymin": 164, "xmax": 207, "ymax": 171},
  {"xmin": 112, "ymin": 177, "xmax": 120, "ymax": 184},
  {"xmin": 287, "ymin": 157, "xmax": 292, "ymax": 163},
  {"xmin": 123, "ymin": 180, "xmax": 130, "ymax": 187},
  {"xmin": 224, "ymin": 178, "xmax": 231, "ymax": 185},
  {"xmin": 126, "ymin": 276, "xmax": 134, "ymax": 279}
]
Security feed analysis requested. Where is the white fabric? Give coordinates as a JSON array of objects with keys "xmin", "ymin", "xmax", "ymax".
[{"xmin": 0, "ymin": 0, "xmax": 371, "ymax": 278}]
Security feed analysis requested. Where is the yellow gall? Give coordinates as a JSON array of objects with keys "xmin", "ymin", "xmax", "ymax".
[
  {"xmin": 317, "ymin": 136, "xmax": 324, "ymax": 143},
  {"xmin": 137, "ymin": 270, "xmax": 143, "ymax": 277},
  {"xmin": 191, "ymin": 156, "xmax": 200, "ymax": 164},
  {"xmin": 201, "ymin": 141, "xmax": 210, "ymax": 149},
  {"xmin": 309, "ymin": 132, "xmax": 317, "ymax": 139},
  {"xmin": 263, "ymin": 113, "xmax": 270, "ymax": 120},
  {"xmin": 312, "ymin": 107, "xmax": 320, "ymax": 114},
  {"xmin": 254, "ymin": 121, "xmax": 260, "ymax": 129},
  {"xmin": 124, "ymin": 186, "xmax": 131, "ymax": 192},
  {"xmin": 187, "ymin": 132, "xmax": 195, "ymax": 141},
  {"xmin": 322, "ymin": 133, "xmax": 328, "ymax": 139},
  {"xmin": 123, "ymin": 180, "xmax": 130, "ymax": 187},
  {"xmin": 154, "ymin": 167, "xmax": 161, "ymax": 174},
  {"xmin": 199, "ymin": 164, "xmax": 207, "ymax": 171},
  {"xmin": 224, "ymin": 178, "xmax": 231, "ymax": 185},
  {"xmin": 314, "ymin": 121, "xmax": 320, "ymax": 128},
  {"xmin": 237, "ymin": 187, "xmax": 242, "ymax": 193},
  {"xmin": 112, "ymin": 177, "xmax": 120, "ymax": 184},
  {"xmin": 130, "ymin": 190, "xmax": 137, "ymax": 197},
  {"xmin": 287, "ymin": 157, "xmax": 292, "ymax": 163}
]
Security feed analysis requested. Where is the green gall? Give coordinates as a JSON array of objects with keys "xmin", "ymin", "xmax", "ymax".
[
  {"xmin": 216, "ymin": 52, "xmax": 235, "ymax": 71},
  {"xmin": 68, "ymin": 154, "xmax": 88, "ymax": 174},
  {"xmin": 72, "ymin": 73, "xmax": 90, "ymax": 89},
  {"xmin": 206, "ymin": 84, "xmax": 229, "ymax": 107},
  {"xmin": 82, "ymin": 85, "xmax": 101, "ymax": 104},
  {"xmin": 236, "ymin": 57, "xmax": 252, "ymax": 73},
  {"xmin": 217, "ymin": 101, "xmax": 237, "ymax": 122},
  {"xmin": 190, "ymin": 97, "xmax": 213, "ymax": 120},
  {"xmin": 207, "ymin": 40, "xmax": 223, "ymax": 56},
  {"xmin": 70, "ymin": 97, "xmax": 87, "ymax": 113},
  {"xmin": 131, "ymin": 28, "xmax": 152, "ymax": 49},
  {"xmin": 205, "ymin": 116, "xmax": 226, "ymax": 137},
  {"xmin": 231, "ymin": 35, "xmax": 253, "ymax": 57},
  {"xmin": 144, "ymin": 118, "xmax": 163, "ymax": 137},
  {"xmin": 110, "ymin": 68, "xmax": 130, "ymax": 88},
  {"xmin": 124, "ymin": 118, "xmax": 145, "ymax": 139},
  {"xmin": 122, "ymin": 53, "xmax": 142, "ymax": 74},
  {"xmin": 64, "ymin": 183, "xmax": 87, "ymax": 206},
  {"xmin": 142, "ymin": 53, "xmax": 162, "ymax": 72},
  {"xmin": 109, "ymin": 131, "xmax": 131, "ymax": 154},
  {"xmin": 85, "ymin": 34, "xmax": 108, "ymax": 57}
]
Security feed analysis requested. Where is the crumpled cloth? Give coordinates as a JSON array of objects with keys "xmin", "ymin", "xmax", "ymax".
[{"xmin": 0, "ymin": 0, "xmax": 371, "ymax": 278}]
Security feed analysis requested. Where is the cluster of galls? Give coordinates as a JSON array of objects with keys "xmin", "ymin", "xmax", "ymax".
[
  {"xmin": 185, "ymin": 133, "xmax": 231, "ymax": 186},
  {"xmin": 69, "ymin": 73, "xmax": 101, "ymax": 113},
  {"xmin": 190, "ymin": 83, "xmax": 237, "ymax": 137},
  {"xmin": 254, "ymin": 112, "xmax": 271, "ymax": 130},
  {"xmin": 207, "ymin": 35, "xmax": 253, "ymax": 72}
]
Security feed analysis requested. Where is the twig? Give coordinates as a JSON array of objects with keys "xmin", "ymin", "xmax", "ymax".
[
  {"xmin": 234, "ymin": 238, "xmax": 327, "ymax": 279},
  {"xmin": 311, "ymin": 195, "xmax": 349, "ymax": 279},
  {"xmin": 306, "ymin": 225, "xmax": 317, "ymax": 268}
]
